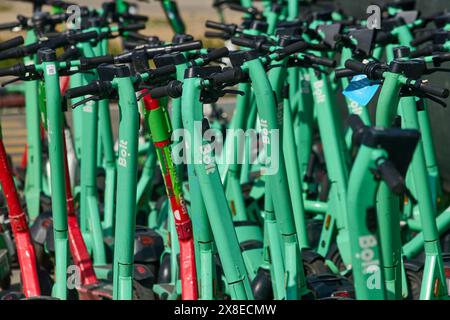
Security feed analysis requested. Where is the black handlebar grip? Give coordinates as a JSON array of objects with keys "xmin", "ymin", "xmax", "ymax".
[
  {"xmin": 377, "ymin": 160, "xmax": 405, "ymax": 195},
  {"xmin": 0, "ymin": 21, "xmax": 21, "ymax": 31},
  {"xmin": 276, "ymin": 41, "xmax": 309, "ymax": 60},
  {"xmin": 347, "ymin": 114, "xmax": 365, "ymax": 132},
  {"xmin": 206, "ymin": 47, "xmax": 230, "ymax": 61},
  {"xmin": 418, "ymin": 81, "xmax": 449, "ymax": 98},
  {"xmin": 122, "ymin": 40, "xmax": 142, "ymax": 50},
  {"xmin": 305, "ymin": 54, "xmax": 336, "ymax": 68},
  {"xmin": 119, "ymin": 23, "xmax": 147, "ymax": 33},
  {"xmin": 231, "ymin": 36, "xmax": 256, "ymax": 48},
  {"xmin": 170, "ymin": 40, "xmax": 203, "ymax": 53},
  {"xmin": 409, "ymin": 45, "xmax": 436, "ymax": 58},
  {"xmin": 151, "ymin": 65, "xmax": 177, "ymax": 78},
  {"xmin": 0, "ymin": 47, "xmax": 23, "ymax": 61},
  {"xmin": 434, "ymin": 52, "xmax": 450, "ymax": 65},
  {"xmin": 307, "ymin": 43, "xmax": 331, "ymax": 52},
  {"xmin": 65, "ymin": 81, "xmax": 101, "ymax": 99},
  {"xmin": 344, "ymin": 59, "xmax": 367, "ymax": 74},
  {"xmin": 69, "ymin": 31, "xmax": 98, "ymax": 43},
  {"xmin": 211, "ymin": 68, "xmax": 242, "ymax": 85},
  {"xmin": 375, "ymin": 31, "xmax": 395, "ymax": 45},
  {"xmin": 204, "ymin": 31, "xmax": 230, "ymax": 40},
  {"xmin": 0, "ymin": 36, "xmax": 24, "ymax": 52},
  {"xmin": 57, "ymin": 47, "xmax": 81, "ymax": 61},
  {"xmin": 205, "ymin": 20, "xmax": 230, "ymax": 32},
  {"xmin": 228, "ymin": 3, "xmax": 254, "ymax": 14},
  {"xmin": 0, "ymin": 64, "xmax": 24, "ymax": 77},
  {"xmin": 81, "ymin": 55, "xmax": 115, "ymax": 68},
  {"xmin": 335, "ymin": 68, "xmax": 358, "ymax": 78},
  {"xmin": 276, "ymin": 20, "xmax": 302, "ymax": 28},
  {"xmin": 410, "ymin": 32, "xmax": 434, "ymax": 47},
  {"xmin": 121, "ymin": 13, "xmax": 149, "ymax": 22},
  {"xmin": 50, "ymin": 12, "xmax": 70, "ymax": 23},
  {"xmin": 150, "ymin": 80, "xmax": 183, "ymax": 99}
]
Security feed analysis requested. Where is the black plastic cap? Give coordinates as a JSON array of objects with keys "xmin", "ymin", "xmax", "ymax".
[
  {"xmin": 250, "ymin": 20, "xmax": 268, "ymax": 33},
  {"xmin": 172, "ymin": 33, "xmax": 194, "ymax": 44},
  {"xmin": 393, "ymin": 46, "xmax": 410, "ymax": 59},
  {"xmin": 37, "ymin": 47, "xmax": 56, "ymax": 63}
]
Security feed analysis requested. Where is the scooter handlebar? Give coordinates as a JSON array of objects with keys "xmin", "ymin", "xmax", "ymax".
[
  {"xmin": 80, "ymin": 55, "xmax": 115, "ymax": 69},
  {"xmin": 210, "ymin": 67, "xmax": 243, "ymax": 85},
  {"xmin": 149, "ymin": 65, "xmax": 177, "ymax": 78},
  {"xmin": 334, "ymin": 68, "xmax": 358, "ymax": 78},
  {"xmin": 344, "ymin": 59, "xmax": 366, "ymax": 74},
  {"xmin": 410, "ymin": 32, "xmax": 434, "ymax": 47},
  {"xmin": 0, "ymin": 21, "xmax": 21, "ymax": 31},
  {"xmin": 68, "ymin": 30, "xmax": 98, "ymax": 43},
  {"xmin": 433, "ymin": 52, "xmax": 450, "ymax": 65},
  {"xmin": 65, "ymin": 81, "xmax": 109, "ymax": 99},
  {"xmin": 0, "ymin": 47, "xmax": 24, "ymax": 61},
  {"xmin": 304, "ymin": 54, "xmax": 336, "ymax": 68},
  {"xmin": 153, "ymin": 40, "xmax": 203, "ymax": 56},
  {"xmin": 118, "ymin": 23, "xmax": 147, "ymax": 34},
  {"xmin": 409, "ymin": 45, "xmax": 441, "ymax": 58},
  {"xmin": 276, "ymin": 41, "xmax": 309, "ymax": 60},
  {"xmin": 205, "ymin": 47, "xmax": 229, "ymax": 61},
  {"xmin": 0, "ymin": 36, "xmax": 24, "ymax": 52},
  {"xmin": 344, "ymin": 59, "xmax": 386, "ymax": 80},
  {"xmin": 0, "ymin": 63, "xmax": 32, "ymax": 77},
  {"xmin": 206, "ymin": 20, "xmax": 231, "ymax": 32},
  {"xmin": 149, "ymin": 80, "xmax": 183, "ymax": 99},
  {"xmin": 120, "ymin": 13, "xmax": 149, "ymax": 23},
  {"xmin": 377, "ymin": 160, "xmax": 405, "ymax": 196},
  {"xmin": 417, "ymin": 81, "xmax": 449, "ymax": 98},
  {"xmin": 204, "ymin": 31, "xmax": 230, "ymax": 40}
]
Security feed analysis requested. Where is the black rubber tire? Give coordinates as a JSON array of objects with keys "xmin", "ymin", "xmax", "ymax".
[
  {"xmin": 405, "ymin": 268, "xmax": 422, "ymax": 300},
  {"xmin": 327, "ymin": 244, "xmax": 347, "ymax": 273},
  {"xmin": 303, "ymin": 259, "xmax": 329, "ymax": 276},
  {"xmin": 37, "ymin": 268, "xmax": 53, "ymax": 296},
  {"xmin": 0, "ymin": 274, "xmax": 11, "ymax": 290},
  {"xmin": 133, "ymin": 280, "xmax": 156, "ymax": 300},
  {"xmin": 157, "ymin": 253, "xmax": 171, "ymax": 284},
  {"xmin": 33, "ymin": 242, "xmax": 53, "ymax": 272}
]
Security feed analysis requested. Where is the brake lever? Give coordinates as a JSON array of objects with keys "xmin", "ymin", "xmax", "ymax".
[
  {"xmin": 401, "ymin": 85, "xmax": 447, "ymax": 108},
  {"xmin": 136, "ymin": 89, "xmax": 150, "ymax": 101},
  {"xmin": 220, "ymin": 89, "xmax": 244, "ymax": 96},
  {"xmin": 423, "ymin": 93, "xmax": 447, "ymax": 108},
  {"xmin": 1, "ymin": 72, "xmax": 41, "ymax": 87},
  {"xmin": 1, "ymin": 77, "xmax": 23, "ymax": 87},
  {"xmin": 70, "ymin": 95, "xmax": 100, "ymax": 109}
]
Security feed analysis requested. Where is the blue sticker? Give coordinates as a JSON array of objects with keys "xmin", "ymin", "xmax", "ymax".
[{"xmin": 343, "ymin": 74, "xmax": 380, "ymax": 106}]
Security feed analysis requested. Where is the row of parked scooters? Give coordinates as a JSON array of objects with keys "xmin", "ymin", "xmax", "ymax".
[{"xmin": 0, "ymin": 0, "xmax": 449, "ymax": 300}]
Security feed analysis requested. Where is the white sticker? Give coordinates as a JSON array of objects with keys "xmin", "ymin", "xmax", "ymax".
[{"xmin": 46, "ymin": 65, "xmax": 56, "ymax": 75}]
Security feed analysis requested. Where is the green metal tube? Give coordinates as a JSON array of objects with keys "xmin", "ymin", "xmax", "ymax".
[
  {"xmin": 181, "ymin": 77, "xmax": 253, "ymax": 300},
  {"xmin": 23, "ymin": 30, "xmax": 42, "ymax": 221},
  {"xmin": 42, "ymin": 59, "xmax": 68, "ymax": 300},
  {"xmin": 374, "ymin": 72, "xmax": 403, "ymax": 299},
  {"xmin": 79, "ymin": 43, "xmax": 106, "ymax": 265},
  {"xmin": 347, "ymin": 146, "xmax": 386, "ymax": 299},
  {"xmin": 246, "ymin": 58, "xmax": 307, "ymax": 299},
  {"xmin": 112, "ymin": 76, "xmax": 140, "ymax": 300},
  {"xmin": 399, "ymin": 96, "xmax": 448, "ymax": 299}
]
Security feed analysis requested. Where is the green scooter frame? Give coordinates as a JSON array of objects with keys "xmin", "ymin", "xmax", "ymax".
[{"xmin": 180, "ymin": 72, "xmax": 253, "ymax": 300}]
